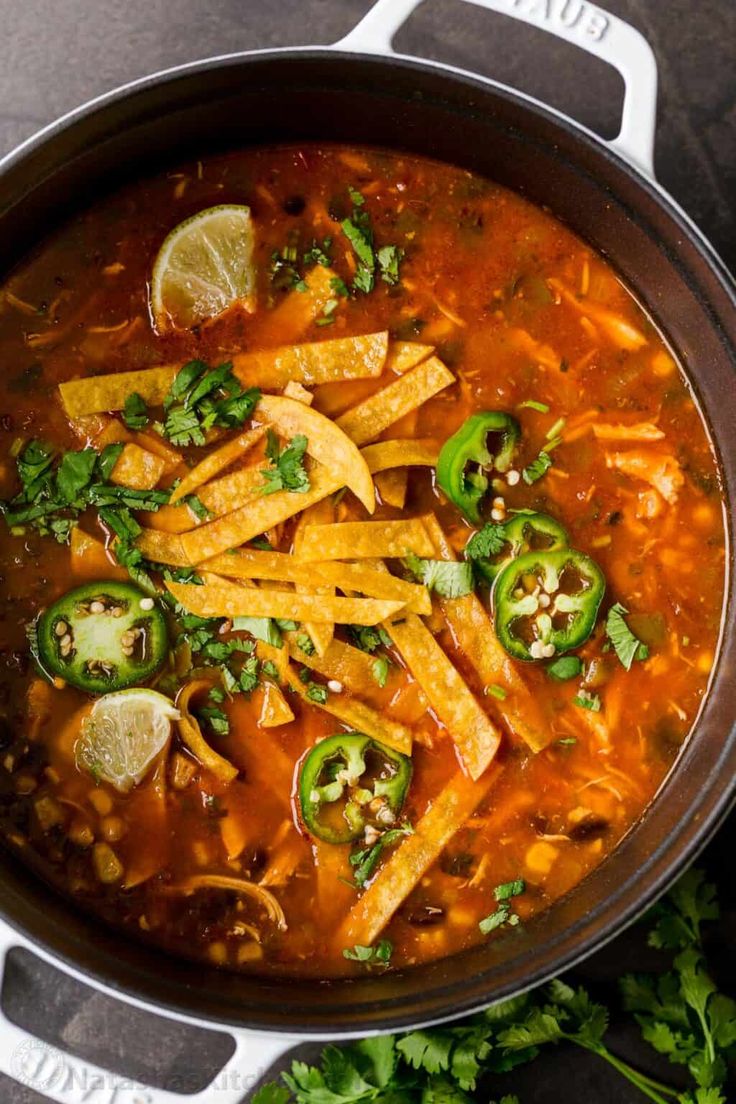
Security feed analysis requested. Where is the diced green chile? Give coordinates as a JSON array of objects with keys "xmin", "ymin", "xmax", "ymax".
[
  {"xmin": 493, "ymin": 549, "xmax": 605, "ymax": 661},
  {"xmin": 36, "ymin": 581, "xmax": 168, "ymax": 694},
  {"xmin": 436, "ymin": 411, "xmax": 520, "ymax": 523},
  {"xmin": 298, "ymin": 732, "xmax": 412, "ymax": 844},
  {"xmin": 474, "ymin": 511, "xmax": 568, "ymax": 585}
]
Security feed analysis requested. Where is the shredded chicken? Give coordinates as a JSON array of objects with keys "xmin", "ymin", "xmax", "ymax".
[{"xmin": 606, "ymin": 449, "xmax": 684, "ymax": 504}]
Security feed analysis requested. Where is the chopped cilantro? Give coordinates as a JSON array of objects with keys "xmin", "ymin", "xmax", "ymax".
[
  {"xmin": 261, "ymin": 660, "xmax": 280, "ymax": 681},
  {"xmin": 547, "ymin": 656, "xmax": 583, "ymax": 681},
  {"xmin": 231, "ymin": 616, "xmax": 284, "ymax": 648},
  {"xmin": 372, "ymin": 655, "xmax": 389, "ymax": 687},
  {"xmin": 605, "ymin": 602, "xmax": 650, "ymax": 670},
  {"xmin": 305, "ymin": 681, "xmax": 328, "ymax": 704},
  {"xmin": 343, "ymin": 939, "xmax": 393, "ymax": 966},
  {"xmin": 348, "ymin": 625, "xmax": 391, "ymax": 653},
  {"xmin": 198, "ymin": 705, "xmax": 229, "ymax": 736},
  {"xmin": 122, "ymin": 392, "xmax": 149, "ymax": 430},
  {"xmin": 377, "ymin": 244, "xmax": 403, "ymax": 285},
  {"xmin": 405, "ymin": 555, "xmax": 474, "ymax": 598},
  {"xmin": 573, "ymin": 689, "xmax": 602, "ymax": 712},
  {"xmin": 480, "ymin": 880, "xmax": 525, "ymax": 934},
  {"xmin": 349, "ymin": 826, "xmax": 413, "ymax": 887},
  {"xmin": 522, "ymin": 449, "xmax": 553, "ymax": 485},
  {"xmin": 464, "ymin": 522, "xmax": 507, "ymax": 560},
  {"xmin": 296, "ymin": 632, "xmax": 315, "ymax": 656},
  {"xmin": 260, "ymin": 430, "xmax": 310, "ymax": 495}
]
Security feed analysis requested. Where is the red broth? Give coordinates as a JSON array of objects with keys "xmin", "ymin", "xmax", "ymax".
[{"xmin": 0, "ymin": 145, "xmax": 725, "ymax": 976}]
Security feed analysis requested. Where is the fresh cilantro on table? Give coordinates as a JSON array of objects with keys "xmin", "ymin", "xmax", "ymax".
[
  {"xmin": 256, "ymin": 868, "xmax": 733, "ymax": 1104},
  {"xmin": 260, "ymin": 430, "xmax": 310, "ymax": 495},
  {"xmin": 405, "ymin": 555, "xmax": 475, "ymax": 598},
  {"xmin": 606, "ymin": 602, "xmax": 650, "ymax": 670}
]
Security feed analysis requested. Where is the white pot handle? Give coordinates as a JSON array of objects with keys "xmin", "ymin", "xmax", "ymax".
[
  {"xmin": 0, "ymin": 919, "xmax": 295, "ymax": 1104},
  {"xmin": 336, "ymin": 0, "xmax": 658, "ymax": 178}
]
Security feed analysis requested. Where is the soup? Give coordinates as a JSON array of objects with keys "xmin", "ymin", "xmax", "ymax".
[{"xmin": 0, "ymin": 145, "xmax": 724, "ymax": 977}]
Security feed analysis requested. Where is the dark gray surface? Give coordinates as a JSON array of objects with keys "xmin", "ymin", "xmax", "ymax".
[{"xmin": 0, "ymin": 1, "xmax": 733, "ymax": 1102}]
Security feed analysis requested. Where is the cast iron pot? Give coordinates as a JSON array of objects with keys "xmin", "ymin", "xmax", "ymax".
[{"xmin": 0, "ymin": 2, "xmax": 734, "ymax": 1100}]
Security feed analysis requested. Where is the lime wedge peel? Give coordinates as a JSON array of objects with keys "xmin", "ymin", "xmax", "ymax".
[
  {"xmin": 75, "ymin": 688, "xmax": 180, "ymax": 793},
  {"xmin": 150, "ymin": 204, "xmax": 256, "ymax": 332}
]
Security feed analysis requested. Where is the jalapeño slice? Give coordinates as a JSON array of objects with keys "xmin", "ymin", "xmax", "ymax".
[
  {"xmin": 493, "ymin": 549, "xmax": 605, "ymax": 661},
  {"xmin": 436, "ymin": 411, "xmax": 520, "ymax": 523},
  {"xmin": 472, "ymin": 511, "xmax": 569, "ymax": 585},
  {"xmin": 298, "ymin": 732, "xmax": 412, "ymax": 844},
  {"xmin": 36, "ymin": 581, "xmax": 168, "ymax": 694}
]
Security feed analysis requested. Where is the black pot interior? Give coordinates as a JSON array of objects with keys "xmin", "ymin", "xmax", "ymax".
[{"xmin": 0, "ymin": 52, "xmax": 734, "ymax": 1034}]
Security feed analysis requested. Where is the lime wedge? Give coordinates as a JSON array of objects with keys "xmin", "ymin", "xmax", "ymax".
[
  {"xmin": 75, "ymin": 688, "xmax": 180, "ymax": 793},
  {"xmin": 150, "ymin": 205, "xmax": 256, "ymax": 331}
]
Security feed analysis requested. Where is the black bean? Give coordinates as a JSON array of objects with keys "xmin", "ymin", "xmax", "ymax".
[{"xmin": 283, "ymin": 195, "xmax": 306, "ymax": 216}]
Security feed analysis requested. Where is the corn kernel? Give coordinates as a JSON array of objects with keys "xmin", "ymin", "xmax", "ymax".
[{"xmin": 525, "ymin": 841, "xmax": 559, "ymax": 876}]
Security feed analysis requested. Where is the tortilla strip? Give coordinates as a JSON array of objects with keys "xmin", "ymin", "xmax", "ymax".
[
  {"xmin": 59, "ymin": 328, "xmax": 388, "ymax": 419},
  {"xmin": 136, "ymin": 528, "xmax": 191, "ymax": 566},
  {"xmin": 59, "ymin": 366, "xmax": 177, "ymax": 417},
  {"xmin": 422, "ymin": 514, "xmax": 550, "ymax": 752},
  {"xmin": 296, "ymin": 518, "xmax": 435, "ymax": 562},
  {"xmin": 142, "ymin": 502, "xmax": 201, "ymax": 534},
  {"xmin": 258, "ymin": 681, "xmax": 295, "ymax": 728},
  {"xmin": 591, "ymin": 422, "xmax": 664, "ymax": 442},
  {"xmin": 362, "ymin": 438, "xmax": 441, "ymax": 474},
  {"xmin": 180, "ymin": 464, "xmax": 343, "ymax": 564},
  {"xmin": 339, "ymin": 766, "xmax": 501, "ymax": 946},
  {"xmin": 386, "ymin": 612, "xmax": 501, "ymax": 779},
  {"xmin": 176, "ymin": 680, "xmax": 238, "ymax": 784},
  {"xmin": 336, "ymin": 356, "xmax": 455, "ymax": 446},
  {"xmin": 292, "ymin": 498, "xmax": 335, "ymax": 655},
  {"xmin": 110, "ymin": 442, "xmax": 166, "ymax": 490},
  {"xmin": 285, "ymin": 665, "xmax": 412, "ymax": 756},
  {"xmin": 70, "ymin": 527, "xmax": 127, "ymax": 580},
  {"xmin": 255, "ymin": 640, "xmax": 291, "ymax": 683},
  {"xmin": 200, "ymin": 550, "xmax": 430, "ymax": 615},
  {"xmin": 251, "ymin": 265, "xmax": 337, "ymax": 345},
  {"xmin": 287, "ymin": 634, "xmax": 390, "ymax": 699},
  {"xmin": 313, "ymin": 341, "xmax": 434, "ymax": 418},
  {"xmin": 257, "ymin": 393, "xmax": 375, "ymax": 513},
  {"xmin": 234, "ymin": 331, "xmax": 389, "ymax": 391},
  {"xmin": 166, "ymin": 579, "xmax": 404, "ymax": 625},
  {"xmin": 169, "ymin": 425, "xmax": 267, "ymax": 503},
  {"xmin": 374, "ymin": 468, "xmax": 408, "ymax": 508},
  {"xmin": 94, "ymin": 419, "xmax": 184, "ymax": 476}
]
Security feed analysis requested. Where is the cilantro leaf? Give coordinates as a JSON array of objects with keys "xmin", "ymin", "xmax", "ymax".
[
  {"xmin": 260, "ymin": 431, "xmax": 310, "ymax": 495},
  {"xmin": 605, "ymin": 602, "xmax": 650, "ymax": 670},
  {"xmin": 464, "ymin": 523, "xmax": 507, "ymax": 561},
  {"xmin": 343, "ymin": 939, "xmax": 393, "ymax": 966},
  {"xmin": 349, "ymin": 825, "xmax": 412, "ymax": 887},
  {"xmin": 232, "ymin": 616, "xmax": 284, "ymax": 648},
  {"xmin": 377, "ymin": 244, "xmax": 403, "ymax": 286},
  {"xmin": 405, "ymin": 556, "xmax": 474, "ymax": 598},
  {"xmin": 348, "ymin": 625, "xmax": 391, "ymax": 653},
  {"xmin": 573, "ymin": 689, "xmax": 601, "ymax": 712},
  {"xmin": 163, "ymin": 404, "xmax": 206, "ymax": 447},
  {"xmin": 522, "ymin": 449, "xmax": 553, "ymax": 485},
  {"xmin": 56, "ymin": 448, "xmax": 98, "ymax": 503},
  {"xmin": 372, "ymin": 655, "xmax": 389, "ymax": 687},
  {"xmin": 122, "ymin": 392, "xmax": 149, "ymax": 430}
]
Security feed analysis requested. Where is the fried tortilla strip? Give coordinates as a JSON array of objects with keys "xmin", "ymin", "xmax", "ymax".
[
  {"xmin": 313, "ymin": 341, "xmax": 434, "ymax": 417},
  {"xmin": 287, "ymin": 634, "xmax": 390, "ymax": 699},
  {"xmin": 180, "ymin": 464, "xmax": 342, "ymax": 563},
  {"xmin": 296, "ymin": 518, "xmax": 435, "ymax": 562},
  {"xmin": 110, "ymin": 442, "xmax": 166, "ymax": 490},
  {"xmin": 94, "ymin": 418, "xmax": 184, "ymax": 476},
  {"xmin": 142, "ymin": 502, "xmax": 201, "ymax": 534},
  {"xmin": 339, "ymin": 766, "xmax": 501, "ymax": 946},
  {"xmin": 257, "ymin": 681, "xmax": 295, "ymax": 728},
  {"xmin": 257, "ymin": 393, "xmax": 375, "ymax": 513},
  {"xmin": 167, "ymin": 579, "xmax": 404, "ymax": 625},
  {"xmin": 292, "ymin": 498, "xmax": 335, "ymax": 655},
  {"xmin": 169, "ymin": 425, "xmax": 268, "ymax": 503},
  {"xmin": 336, "ymin": 356, "xmax": 455, "ymax": 445},
  {"xmin": 201, "ymin": 550, "xmax": 431, "ymax": 615},
  {"xmin": 59, "ymin": 366, "xmax": 177, "ymax": 417},
  {"xmin": 374, "ymin": 468, "xmax": 408, "ymax": 508},
  {"xmin": 422, "ymin": 513, "xmax": 550, "ymax": 752},
  {"xmin": 386, "ymin": 612, "xmax": 501, "ymax": 779},
  {"xmin": 176, "ymin": 680, "xmax": 238, "ymax": 784},
  {"xmin": 70, "ymin": 527, "xmax": 127, "ymax": 580},
  {"xmin": 234, "ymin": 331, "xmax": 389, "ymax": 391},
  {"xmin": 252, "ymin": 265, "xmax": 337, "ymax": 345},
  {"xmin": 136, "ymin": 528, "xmax": 191, "ymax": 566},
  {"xmin": 591, "ymin": 422, "xmax": 664, "ymax": 442},
  {"xmin": 362, "ymin": 438, "xmax": 441, "ymax": 474},
  {"xmin": 285, "ymin": 665, "xmax": 412, "ymax": 756}
]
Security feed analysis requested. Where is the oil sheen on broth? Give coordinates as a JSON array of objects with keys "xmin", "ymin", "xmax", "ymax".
[{"xmin": 0, "ymin": 146, "xmax": 724, "ymax": 977}]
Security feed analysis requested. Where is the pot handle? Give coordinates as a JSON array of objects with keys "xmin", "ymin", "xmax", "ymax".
[
  {"xmin": 0, "ymin": 919, "xmax": 295, "ymax": 1103},
  {"xmin": 336, "ymin": 0, "xmax": 658, "ymax": 178}
]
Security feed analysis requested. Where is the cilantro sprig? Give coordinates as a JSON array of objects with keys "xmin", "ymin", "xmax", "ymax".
[
  {"xmin": 255, "ymin": 867, "xmax": 733, "ymax": 1104},
  {"xmin": 260, "ymin": 430, "xmax": 310, "ymax": 495},
  {"xmin": 405, "ymin": 554, "xmax": 475, "ymax": 598},
  {"xmin": 160, "ymin": 359, "xmax": 260, "ymax": 446},
  {"xmin": 341, "ymin": 187, "xmax": 403, "ymax": 294}
]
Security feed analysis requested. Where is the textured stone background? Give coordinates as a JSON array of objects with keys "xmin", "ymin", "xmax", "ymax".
[{"xmin": 0, "ymin": 1, "xmax": 733, "ymax": 1101}]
